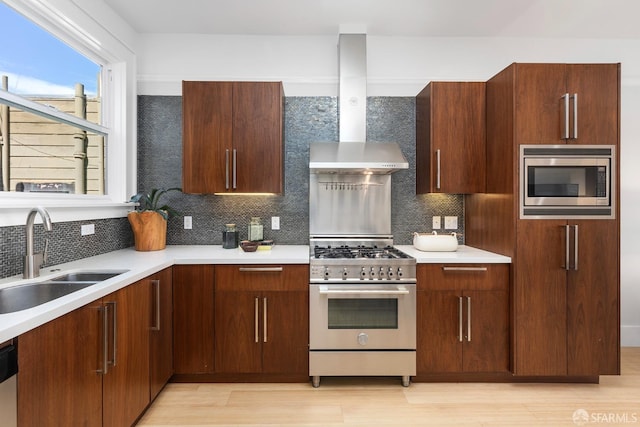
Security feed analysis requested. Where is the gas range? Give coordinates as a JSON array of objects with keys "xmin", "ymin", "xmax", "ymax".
[{"xmin": 309, "ymin": 239, "xmax": 416, "ymax": 283}]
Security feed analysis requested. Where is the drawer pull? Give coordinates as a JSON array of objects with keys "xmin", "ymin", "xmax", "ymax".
[
  {"xmin": 239, "ymin": 267, "xmax": 283, "ymax": 272},
  {"xmin": 442, "ymin": 267, "xmax": 488, "ymax": 272}
]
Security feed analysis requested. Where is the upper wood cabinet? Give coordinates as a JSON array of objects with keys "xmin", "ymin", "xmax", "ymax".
[
  {"xmin": 416, "ymin": 82, "xmax": 486, "ymax": 194},
  {"xmin": 182, "ymin": 81, "xmax": 284, "ymax": 194},
  {"xmin": 511, "ymin": 63, "xmax": 619, "ymax": 145}
]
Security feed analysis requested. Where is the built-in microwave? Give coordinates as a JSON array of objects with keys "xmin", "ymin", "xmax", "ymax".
[{"xmin": 520, "ymin": 145, "xmax": 615, "ymax": 219}]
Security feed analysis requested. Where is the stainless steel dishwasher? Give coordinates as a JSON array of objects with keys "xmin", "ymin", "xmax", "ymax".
[{"xmin": 0, "ymin": 340, "xmax": 18, "ymax": 427}]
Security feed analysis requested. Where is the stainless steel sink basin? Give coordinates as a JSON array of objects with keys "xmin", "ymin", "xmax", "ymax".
[
  {"xmin": 0, "ymin": 270, "xmax": 129, "ymax": 314},
  {"xmin": 48, "ymin": 271, "xmax": 128, "ymax": 283}
]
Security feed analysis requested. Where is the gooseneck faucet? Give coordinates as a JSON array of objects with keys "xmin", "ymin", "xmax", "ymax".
[{"xmin": 24, "ymin": 206, "xmax": 53, "ymax": 279}]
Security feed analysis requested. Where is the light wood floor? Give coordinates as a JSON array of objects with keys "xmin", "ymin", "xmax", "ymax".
[{"xmin": 138, "ymin": 347, "xmax": 640, "ymax": 426}]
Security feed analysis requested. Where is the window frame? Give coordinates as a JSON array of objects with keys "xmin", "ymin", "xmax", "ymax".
[{"xmin": 0, "ymin": 0, "xmax": 135, "ymax": 226}]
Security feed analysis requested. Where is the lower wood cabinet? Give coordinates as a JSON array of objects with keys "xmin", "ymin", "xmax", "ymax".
[
  {"xmin": 149, "ymin": 267, "xmax": 174, "ymax": 400},
  {"xmin": 214, "ymin": 265, "xmax": 309, "ymax": 380},
  {"xmin": 172, "ymin": 264, "xmax": 215, "ymax": 374},
  {"xmin": 416, "ymin": 263, "xmax": 510, "ymax": 379},
  {"xmin": 18, "ymin": 277, "xmax": 151, "ymax": 427}
]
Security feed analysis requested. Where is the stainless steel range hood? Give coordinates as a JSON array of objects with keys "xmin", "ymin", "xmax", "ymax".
[{"xmin": 309, "ymin": 34, "xmax": 409, "ymax": 175}]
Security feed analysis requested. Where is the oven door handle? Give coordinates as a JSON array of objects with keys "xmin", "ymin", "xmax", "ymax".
[{"xmin": 318, "ymin": 286, "xmax": 410, "ymax": 296}]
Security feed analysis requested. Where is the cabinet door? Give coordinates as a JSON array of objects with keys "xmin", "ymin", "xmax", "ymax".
[
  {"xmin": 182, "ymin": 81, "xmax": 233, "ymax": 193},
  {"xmin": 515, "ymin": 63, "xmax": 567, "ymax": 144},
  {"xmin": 102, "ymin": 279, "xmax": 151, "ymax": 427},
  {"xmin": 150, "ymin": 267, "xmax": 173, "ymax": 400},
  {"xmin": 262, "ymin": 290, "xmax": 309, "ymax": 374},
  {"xmin": 566, "ymin": 64, "xmax": 619, "ymax": 146},
  {"xmin": 567, "ymin": 219, "xmax": 619, "ymax": 375},
  {"xmin": 462, "ymin": 290, "xmax": 509, "ymax": 373},
  {"xmin": 232, "ymin": 82, "xmax": 284, "ymax": 193},
  {"xmin": 18, "ymin": 302, "xmax": 103, "ymax": 427},
  {"xmin": 416, "ymin": 82, "xmax": 486, "ymax": 194},
  {"xmin": 173, "ymin": 265, "xmax": 215, "ymax": 374},
  {"xmin": 416, "ymin": 290, "xmax": 462, "ymax": 373},
  {"xmin": 514, "ymin": 220, "xmax": 568, "ymax": 376},
  {"xmin": 214, "ymin": 291, "xmax": 262, "ymax": 373}
]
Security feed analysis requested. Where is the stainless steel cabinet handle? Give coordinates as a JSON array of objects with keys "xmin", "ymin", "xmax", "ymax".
[
  {"xmin": 151, "ymin": 279, "xmax": 161, "ymax": 331},
  {"xmin": 239, "ymin": 267, "xmax": 283, "ymax": 272},
  {"xmin": 562, "ymin": 93, "xmax": 570, "ymax": 139},
  {"xmin": 225, "ymin": 149, "xmax": 230, "ymax": 190},
  {"xmin": 466, "ymin": 296, "xmax": 472, "ymax": 342},
  {"xmin": 232, "ymin": 149, "xmax": 237, "ymax": 189},
  {"xmin": 458, "ymin": 296, "xmax": 463, "ymax": 343},
  {"xmin": 564, "ymin": 224, "xmax": 571, "ymax": 271},
  {"xmin": 254, "ymin": 297, "xmax": 259, "ymax": 343},
  {"xmin": 263, "ymin": 297, "xmax": 268, "ymax": 343},
  {"xmin": 571, "ymin": 93, "xmax": 578, "ymax": 139},
  {"xmin": 573, "ymin": 224, "xmax": 579, "ymax": 271},
  {"xmin": 99, "ymin": 305, "xmax": 109, "ymax": 374},
  {"xmin": 436, "ymin": 149, "xmax": 441, "ymax": 190},
  {"xmin": 442, "ymin": 267, "xmax": 488, "ymax": 272},
  {"xmin": 107, "ymin": 301, "xmax": 117, "ymax": 368}
]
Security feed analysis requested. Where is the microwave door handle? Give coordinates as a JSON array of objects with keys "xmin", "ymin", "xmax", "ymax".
[{"xmin": 562, "ymin": 93, "xmax": 570, "ymax": 139}]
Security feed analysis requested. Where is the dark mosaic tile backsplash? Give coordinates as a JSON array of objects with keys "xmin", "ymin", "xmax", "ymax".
[
  {"xmin": 0, "ymin": 95, "xmax": 463, "ymax": 279},
  {"xmin": 137, "ymin": 96, "xmax": 463, "ymax": 246}
]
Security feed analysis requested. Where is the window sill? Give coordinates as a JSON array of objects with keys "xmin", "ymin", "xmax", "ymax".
[{"xmin": 0, "ymin": 194, "xmax": 134, "ymax": 227}]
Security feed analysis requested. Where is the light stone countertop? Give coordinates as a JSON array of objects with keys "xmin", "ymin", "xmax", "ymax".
[{"xmin": 1, "ymin": 244, "xmax": 509, "ymax": 343}]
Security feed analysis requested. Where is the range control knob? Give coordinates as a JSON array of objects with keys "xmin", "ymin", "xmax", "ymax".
[
  {"xmin": 397, "ymin": 267, "xmax": 403, "ymax": 278},
  {"xmin": 360, "ymin": 267, "xmax": 367, "ymax": 279},
  {"xmin": 379, "ymin": 267, "xmax": 385, "ymax": 279},
  {"xmin": 342, "ymin": 268, "xmax": 348, "ymax": 279},
  {"xmin": 357, "ymin": 332, "xmax": 368, "ymax": 346},
  {"xmin": 324, "ymin": 268, "xmax": 330, "ymax": 279},
  {"xmin": 388, "ymin": 267, "xmax": 394, "ymax": 278},
  {"xmin": 370, "ymin": 268, "xmax": 376, "ymax": 278}
]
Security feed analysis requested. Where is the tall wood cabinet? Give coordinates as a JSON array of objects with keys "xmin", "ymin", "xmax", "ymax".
[
  {"xmin": 182, "ymin": 81, "xmax": 284, "ymax": 194},
  {"xmin": 18, "ymin": 278, "xmax": 151, "ymax": 427},
  {"xmin": 214, "ymin": 265, "xmax": 308, "ymax": 380},
  {"xmin": 416, "ymin": 264, "xmax": 509, "ymax": 378},
  {"xmin": 466, "ymin": 62, "xmax": 620, "ymax": 378},
  {"xmin": 416, "ymin": 82, "xmax": 486, "ymax": 194}
]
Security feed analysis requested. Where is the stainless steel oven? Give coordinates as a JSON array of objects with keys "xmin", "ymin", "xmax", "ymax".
[
  {"xmin": 520, "ymin": 144, "xmax": 615, "ymax": 218},
  {"xmin": 308, "ymin": 241, "xmax": 416, "ymax": 388}
]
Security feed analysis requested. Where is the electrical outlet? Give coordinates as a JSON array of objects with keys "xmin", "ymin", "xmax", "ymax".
[
  {"xmin": 184, "ymin": 216, "xmax": 192, "ymax": 230},
  {"xmin": 271, "ymin": 216, "xmax": 280, "ymax": 230},
  {"xmin": 444, "ymin": 216, "xmax": 458, "ymax": 230},
  {"xmin": 432, "ymin": 216, "xmax": 441, "ymax": 230},
  {"xmin": 81, "ymin": 224, "xmax": 95, "ymax": 236}
]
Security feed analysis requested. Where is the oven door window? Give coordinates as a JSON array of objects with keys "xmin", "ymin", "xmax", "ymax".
[{"xmin": 328, "ymin": 299, "xmax": 398, "ymax": 329}]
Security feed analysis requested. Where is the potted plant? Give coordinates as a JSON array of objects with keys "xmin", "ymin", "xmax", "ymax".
[{"xmin": 128, "ymin": 187, "xmax": 181, "ymax": 251}]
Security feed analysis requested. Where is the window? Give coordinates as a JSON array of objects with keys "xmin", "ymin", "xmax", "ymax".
[
  {"xmin": 0, "ymin": 0, "xmax": 134, "ymax": 226},
  {"xmin": 0, "ymin": 2, "xmax": 105, "ymax": 194}
]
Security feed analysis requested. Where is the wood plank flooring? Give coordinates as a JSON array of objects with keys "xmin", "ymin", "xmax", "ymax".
[{"xmin": 137, "ymin": 347, "xmax": 640, "ymax": 426}]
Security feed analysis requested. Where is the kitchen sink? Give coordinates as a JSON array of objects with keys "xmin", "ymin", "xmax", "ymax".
[
  {"xmin": 48, "ymin": 271, "xmax": 128, "ymax": 283},
  {"xmin": 0, "ymin": 270, "xmax": 129, "ymax": 314}
]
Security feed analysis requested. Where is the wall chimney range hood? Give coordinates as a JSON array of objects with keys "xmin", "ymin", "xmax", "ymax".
[{"xmin": 309, "ymin": 34, "xmax": 409, "ymax": 175}]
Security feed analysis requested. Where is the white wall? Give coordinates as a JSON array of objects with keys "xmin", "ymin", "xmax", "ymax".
[{"xmin": 136, "ymin": 34, "xmax": 640, "ymax": 346}]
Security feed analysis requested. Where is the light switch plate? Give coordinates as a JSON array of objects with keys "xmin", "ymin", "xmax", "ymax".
[
  {"xmin": 432, "ymin": 216, "xmax": 441, "ymax": 230},
  {"xmin": 184, "ymin": 216, "xmax": 192, "ymax": 230},
  {"xmin": 271, "ymin": 216, "xmax": 280, "ymax": 230},
  {"xmin": 444, "ymin": 216, "xmax": 458, "ymax": 230},
  {"xmin": 81, "ymin": 224, "xmax": 95, "ymax": 236}
]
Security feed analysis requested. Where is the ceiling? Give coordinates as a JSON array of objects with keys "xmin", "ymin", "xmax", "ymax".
[{"xmin": 103, "ymin": 0, "xmax": 640, "ymax": 39}]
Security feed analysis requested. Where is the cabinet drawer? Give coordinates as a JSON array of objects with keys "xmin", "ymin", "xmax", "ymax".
[
  {"xmin": 417, "ymin": 264, "xmax": 508, "ymax": 291},
  {"xmin": 215, "ymin": 265, "xmax": 309, "ymax": 292}
]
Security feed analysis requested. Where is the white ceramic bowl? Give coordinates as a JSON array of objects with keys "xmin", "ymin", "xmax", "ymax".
[{"xmin": 413, "ymin": 232, "xmax": 459, "ymax": 252}]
